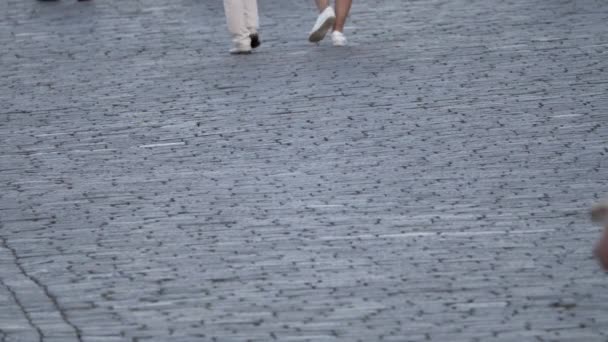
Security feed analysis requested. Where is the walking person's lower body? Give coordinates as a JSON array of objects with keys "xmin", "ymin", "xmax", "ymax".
[
  {"xmin": 308, "ymin": 0, "xmax": 352, "ymax": 46},
  {"xmin": 223, "ymin": 0, "xmax": 260, "ymax": 54}
]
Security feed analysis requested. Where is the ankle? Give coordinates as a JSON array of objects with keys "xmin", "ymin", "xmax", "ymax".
[{"xmin": 319, "ymin": 5, "xmax": 331, "ymax": 13}]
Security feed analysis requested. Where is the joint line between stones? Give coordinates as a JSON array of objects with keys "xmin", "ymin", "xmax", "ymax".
[
  {"xmin": 0, "ymin": 236, "xmax": 83, "ymax": 342},
  {"xmin": 0, "ymin": 267, "xmax": 43, "ymax": 342}
]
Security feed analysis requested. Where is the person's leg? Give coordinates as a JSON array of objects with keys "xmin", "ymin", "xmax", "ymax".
[
  {"xmin": 315, "ymin": 0, "xmax": 330, "ymax": 12},
  {"xmin": 333, "ymin": 0, "xmax": 352, "ymax": 33},
  {"xmin": 243, "ymin": 0, "xmax": 261, "ymax": 48},
  {"xmin": 223, "ymin": 0, "xmax": 252, "ymax": 53},
  {"xmin": 243, "ymin": 0, "xmax": 259, "ymax": 34},
  {"xmin": 308, "ymin": 0, "xmax": 335, "ymax": 42},
  {"xmin": 329, "ymin": 0, "xmax": 351, "ymax": 46}
]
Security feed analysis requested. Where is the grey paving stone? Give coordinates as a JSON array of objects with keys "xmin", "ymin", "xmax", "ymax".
[{"xmin": 1, "ymin": 0, "xmax": 608, "ymax": 341}]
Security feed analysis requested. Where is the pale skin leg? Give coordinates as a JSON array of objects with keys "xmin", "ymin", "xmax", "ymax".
[{"xmin": 314, "ymin": 0, "xmax": 352, "ymax": 33}]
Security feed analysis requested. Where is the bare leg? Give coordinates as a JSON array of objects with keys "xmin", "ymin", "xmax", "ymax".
[
  {"xmin": 308, "ymin": 0, "xmax": 335, "ymax": 42},
  {"xmin": 333, "ymin": 0, "xmax": 352, "ymax": 32},
  {"xmin": 315, "ymin": 0, "xmax": 330, "ymax": 12}
]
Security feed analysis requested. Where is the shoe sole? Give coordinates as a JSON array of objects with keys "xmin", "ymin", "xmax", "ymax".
[{"xmin": 308, "ymin": 16, "xmax": 335, "ymax": 43}]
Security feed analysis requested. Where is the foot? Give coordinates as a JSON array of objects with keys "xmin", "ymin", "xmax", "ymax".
[
  {"xmin": 331, "ymin": 31, "xmax": 347, "ymax": 46},
  {"xmin": 229, "ymin": 38, "xmax": 252, "ymax": 55},
  {"xmin": 250, "ymin": 33, "xmax": 261, "ymax": 49},
  {"xmin": 308, "ymin": 7, "xmax": 336, "ymax": 43}
]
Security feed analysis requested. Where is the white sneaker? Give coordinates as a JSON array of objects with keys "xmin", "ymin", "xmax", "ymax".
[
  {"xmin": 229, "ymin": 48, "xmax": 252, "ymax": 55},
  {"xmin": 229, "ymin": 40, "xmax": 252, "ymax": 55},
  {"xmin": 308, "ymin": 7, "xmax": 336, "ymax": 43},
  {"xmin": 331, "ymin": 31, "xmax": 347, "ymax": 46}
]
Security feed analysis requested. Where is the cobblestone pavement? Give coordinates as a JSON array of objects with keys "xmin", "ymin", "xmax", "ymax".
[{"xmin": 1, "ymin": 0, "xmax": 608, "ymax": 341}]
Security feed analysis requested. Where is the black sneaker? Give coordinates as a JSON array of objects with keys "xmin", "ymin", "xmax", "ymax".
[{"xmin": 250, "ymin": 33, "xmax": 261, "ymax": 49}]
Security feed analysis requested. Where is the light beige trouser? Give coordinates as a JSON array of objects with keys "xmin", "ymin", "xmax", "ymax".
[{"xmin": 223, "ymin": 0, "xmax": 258, "ymax": 47}]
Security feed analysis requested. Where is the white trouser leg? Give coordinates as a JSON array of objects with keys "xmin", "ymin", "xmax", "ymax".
[
  {"xmin": 223, "ymin": 0, "xmax": 250, "ymax": 48},
  {"xmin": 243, "ymin": 0, "xmax": 259, "ymax": 34}
]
